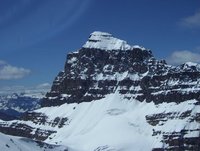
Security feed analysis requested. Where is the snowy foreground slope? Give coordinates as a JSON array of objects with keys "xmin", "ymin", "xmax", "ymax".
[
  {"xmin": 38, "ymin": 92, "xmax": 200, "ymax": 151},
  {"xmin": 0, "ymin": 31, "xmax": 200, "ymax": 150},
  {"xmin": 1, "ymin": 92, "xmax": 199, "ymax": 150},
  {"xmin": 0, "ymin": 132, "xmax": 67, "ymax": 151}
]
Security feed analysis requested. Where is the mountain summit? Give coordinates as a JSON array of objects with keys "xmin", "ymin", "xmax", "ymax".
[
  {"xmin": 83, "ymin": 31, "xmax": 143, "ymax": 51},
  {"xmin": 42, "ymin": 31, "xmax": 155, "ymax": 106},
  {"xmin": 42, "ymin": 31, "xmax": 200, "ymax": 108},
  {"xmin": 0, "ymin": 32, "xmax": 200, "ymax": 151}
]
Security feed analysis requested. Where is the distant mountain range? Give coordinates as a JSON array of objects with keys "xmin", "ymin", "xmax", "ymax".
[
  {"xmin": 0, "ymin": 31, "xmax": 199, "ymax": 151},
  {"xmin": 0, "ymin": 88, "xmax": 48, "ymax": 120}
]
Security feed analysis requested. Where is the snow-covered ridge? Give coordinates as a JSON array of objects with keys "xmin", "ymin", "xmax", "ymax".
[
  {"xmin": 83, "ymin": 31, "xmax": 145, "ymax": 51},
  {"xmin": 182, "ymin": 62, "xmax": 200, "ymax": 70}
]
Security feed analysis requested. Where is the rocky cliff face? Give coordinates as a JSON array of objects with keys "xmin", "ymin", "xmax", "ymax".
[
  {"xmin": 43, "ymin": 31, "xmax": 200, "ymax": 107},
  {"xmin": 0, "ymin": 31, "xmax": 200, "ymax": 151}
]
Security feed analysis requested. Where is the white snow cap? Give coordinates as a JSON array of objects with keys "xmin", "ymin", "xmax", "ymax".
[
  {"xmin": 83, "ymin": 31, "xmax": 144, "ymax": 51},
  {"xmin": 184, "ymin": 62, "xmax": 198, "ymax": 67},
  {"xmin": 182, "ymin": 62, "xmax": 200, "ymax": 70}
]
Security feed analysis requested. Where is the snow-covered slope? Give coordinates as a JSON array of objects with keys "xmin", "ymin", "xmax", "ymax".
[
  {"xmin": 0, "ymin": 132, "xmax": 68, "ymax": 151},
  {"xmin": 37, "ymin": 92, "xmax": 155, "ymax": 150},
  {"xmin": 1, "ymin": 92, "xmax": 199, "ymax": 151},
  {"xmin": 37, "ymin": 92, "xmax": 200, "ymax": 151}
]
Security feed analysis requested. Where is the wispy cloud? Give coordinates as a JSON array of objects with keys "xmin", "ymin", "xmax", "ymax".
[
  {"xmin": 0, "ymin": 60, "xmax": 30, "ymax": 80},
  {"xmin": 0, "ymin": 0, "xmax": 92, "ymax": 52},
  {"xmin": 180, "ymin": 10, "xmax": 200, "ymax": 28},
  {"xmin": 166, "ymin": 50, "xmax": 200, "ymax": 65},
  {"xmin": 0, "ymin": 83, "xmax": 51, "ymax": 95}
]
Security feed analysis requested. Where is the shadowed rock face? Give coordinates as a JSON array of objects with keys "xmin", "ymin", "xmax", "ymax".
[
  {"xmin": 0, "ymin": 122, "xmax": 56, "ymax": 141},
  {"xmin": 0, "ymin": 111, "xmax": 68, "ymax": 141},
  {"xmin": 42, "ymin": 45, "xmax": 200, "ymax": 107},
  {"xmin": 42, "ymin": 47, "xmax": 156, "ymax": 106}
]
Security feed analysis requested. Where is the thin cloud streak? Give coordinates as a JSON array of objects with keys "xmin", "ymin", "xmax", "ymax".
[
  {"xmin": 0, "ymin": 82, "xmax": 51, "ymax": 95},
  {"xmin": 0, "ymin": 0, "xmax": 92, "ymax": 53}
]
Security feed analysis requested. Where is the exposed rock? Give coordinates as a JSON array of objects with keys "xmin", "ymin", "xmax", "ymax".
[{"xmin": 0, "ymin": 121, "xmax": 55, "ymax": 141}]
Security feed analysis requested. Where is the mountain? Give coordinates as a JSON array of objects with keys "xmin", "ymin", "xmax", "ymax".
[
  {"xmin": 0, "ymin": 89, "xmax": 47, "ymax": 120},
  {"xmin": 0, "ymin": 31, "xmax": 200, "ymax": 151}
]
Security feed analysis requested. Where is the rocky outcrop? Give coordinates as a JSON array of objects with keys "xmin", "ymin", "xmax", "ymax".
[
  {"xmin": 0, "ymin": 111, "xmax": 69, "ymax": 141},
  {"xmin": 0, "ymin": 121, "xmax": 56, "ymax": 141},
  {"xmin": 21, "ymin": 112, "xmax": 69, "ymax": 128}
]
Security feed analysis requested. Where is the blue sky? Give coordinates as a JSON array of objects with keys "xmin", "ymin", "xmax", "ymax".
[{"xmin": 0, "ymin": 0, "xmax": 200, "ymax": 90}]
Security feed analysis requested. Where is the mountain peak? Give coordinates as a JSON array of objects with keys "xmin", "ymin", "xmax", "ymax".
[
  {"xmin": 178, "ymin": 61, "xmax": 200, "ymax": 71},
  {"xmin": 83, "ymin": 31, "xmax": 144, "ymax": 51}
]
